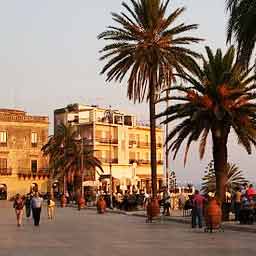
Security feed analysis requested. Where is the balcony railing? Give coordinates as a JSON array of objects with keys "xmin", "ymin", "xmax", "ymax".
[
  {"xmin": 17, "ymin": 168, "xmax": 50, "ymax": 178},
  {"xmin": 95, "ymin": 137, "xmax": 118, "ymax": 144},
  {"xmin": 98, "ymin": 158, "xmax": 118, "ymax": 164},
  {"xmin": 129, "ymin": 159, "xmax": 150, "ymax": 164},
  {"xmin": 157, "ymin": 143, "xmax": 162, "ymax": 148},
  {"xmin": 129, "ymin": 159, "xmax": 163, "ymax": 165},
  {"xmin": 0, "ymin": 168, "xmax": 12, "ymax": 175}
]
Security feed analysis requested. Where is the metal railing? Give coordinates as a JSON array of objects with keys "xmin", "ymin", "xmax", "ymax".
[
  {"xmin": 95, "ymin": 137, "xmax": 118, "ymax": 144},
  {"xmin": 0, "ymin": 168, "xmax": 12, "ymax": 175},
  {"xmin": 98, "ymin": 158, "xmax": 118, "ymax": 164},
  {"xmin": 17, "ymin": 168, "xmax": 50, "ymax": 176}
]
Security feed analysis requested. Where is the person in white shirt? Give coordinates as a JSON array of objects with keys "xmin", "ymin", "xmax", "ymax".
[
  {"xmin": 162, "ymin": 187, "xmax": 171, "ymax": 216},
  {"xmin": 30, "ymin": 192, "xmax": 43, "ymax": 226}
]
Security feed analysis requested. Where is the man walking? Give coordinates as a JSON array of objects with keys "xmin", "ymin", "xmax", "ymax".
[
  {"xmin": 162, "ymin": 187, "xmax": 171, "ymax": 216},
  {"xmin": 192, "ymin": 190, "xmax": 205, "ymax": 228},
  {"xmin": 31, "ymin": 192, "xmax": 43, "ymax": 226}
]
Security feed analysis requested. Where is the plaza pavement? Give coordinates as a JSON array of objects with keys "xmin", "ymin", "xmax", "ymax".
[
  {"xmin": 1, "ymin": 201, "xmax": 256, "ymax": 256},
  {"xmin": 99, "ymin": 207, "xmax": 256, "ymax": 234}
]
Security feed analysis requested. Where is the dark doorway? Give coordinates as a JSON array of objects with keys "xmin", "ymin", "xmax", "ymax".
[{"xmin": 0, "ymin": 184, "xmax": 7, "ymax": 200}]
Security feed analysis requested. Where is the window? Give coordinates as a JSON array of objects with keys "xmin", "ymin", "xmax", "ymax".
[
  {"xmin": 145, "ymin": 135, "xmax": 149, "ymax": 143},
  {"xmin": 31, "ymin": 160, "xmax": 37, "ymax": 173},
  {"xmin": 0, "ymin": 131, "xmax": 7, "ymax": 146},
  {"xmin": 0, "ymin": 158, "xmax": 7, "ymax": 170},
  {"xmin": 136, "ymin": 152, "xmax": 140, "ymax": 160},
  {"xmin": 136, "ymin": 134, "xmax": 140, "ymax": 143},
  {"xmin": 31, "ymin": 132, "xmax": 38, "ymax": 147}
]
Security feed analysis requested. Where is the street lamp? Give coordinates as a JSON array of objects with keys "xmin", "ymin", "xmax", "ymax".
[
  {"xmin": 169, "ymin": 171, "xmax": 176, "ymax": 192},
  {"xmin": 75, "ymin": 132, "xmax": 84, "ymax": 198},
  {"xmin": 104, "ymin": 106, "xmax": 114, "ymax": 209}
]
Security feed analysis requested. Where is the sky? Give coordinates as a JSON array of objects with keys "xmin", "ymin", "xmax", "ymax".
[{"xmin": 0, "ymin": 0, "xmax": 255, "ymax": 185}]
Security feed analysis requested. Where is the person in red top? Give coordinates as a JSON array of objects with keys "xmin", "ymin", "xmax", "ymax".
[
  {"xmin": 246, "ymin": 184, "xmax": 256, "ymax": 200},
  {"xmin": 192, "ymin": 190, "xmax": 205, "ymax": 228}
]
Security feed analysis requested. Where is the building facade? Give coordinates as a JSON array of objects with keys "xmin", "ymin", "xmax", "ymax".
[
  {"xmin": 54, "ymin": 104, "xmax": 164, "ymax": 193},
  {"xmin": 0, "ymin": 109, "xmax": 49, "ymax": 199}
]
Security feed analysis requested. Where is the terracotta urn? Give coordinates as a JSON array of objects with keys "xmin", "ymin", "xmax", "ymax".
[
  {"xmin": 146, "ymin": 198, "xmax": 160, "ymax": 222},
  {"xmin": 97, "ymin": 197, "xmax": 107, "ymax": 214},
  {"xmin": 78, "ymin": 196, "xmax": 86, "ymax": 210},
  {"xmin": 205, "ymin": 198, "xmax": 222, "ymax": 230}
]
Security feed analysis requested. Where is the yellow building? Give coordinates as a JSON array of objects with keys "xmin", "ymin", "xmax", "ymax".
[
  {"xmin": 54, "ymin": 104, "xmax": 164, "ymax": 193},
  {"xmin": 0, "ymin": 109, "xmax": 49, "ymax": 199}
]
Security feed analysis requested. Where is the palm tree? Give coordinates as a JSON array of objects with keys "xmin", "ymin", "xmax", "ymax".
[
  {"xmin": 42, "ymin": 123, "xmax": 103, "ymax": 197},
  {"xmin": 201, "ymin": 160, "xmax": 248, "ymax": 195},
  {"xmin": 226, "ymin": 0, "xmax": 256, "ymax": 67},
  {"xmin": 42, "ymin": 124, "xmax": 77, "ymax": 194},
  {"xmin": 157, "ymin": 46, "xmax": 256, "ymax": 203},
  {"xmin": 98, "ymin": 0, "xmax": 201, "ymax": 198}
]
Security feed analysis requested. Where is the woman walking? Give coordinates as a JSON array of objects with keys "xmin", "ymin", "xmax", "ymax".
[
  {"xmin": 47, "ymin": 195, "xmax": 56, "ymax": 220},
  {"xmin": 13, "ymin": 194, "xmax": 24, "ymax": 227}
]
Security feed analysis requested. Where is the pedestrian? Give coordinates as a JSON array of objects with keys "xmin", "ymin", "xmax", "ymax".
[
  {"xmin": 31, "ymin": 192, "xmax": 43, "ymax": 226},
  {"xmin": 13, "ymin": 194, "xmax": 25, "ymax": 227},
  {"xmin": 47, "ymin": 195, "xmax": 56, "ymax": 220},
  {"xmin": 233, "ymin": 187, "xmax": 242, "ymax": 221},
  {"xmin": 162, "ymin": 187, "xmax": 171, "ymax": 216},
  {"xmin": 191, "ymin": 190, "xmax": 205, "ymax": 229},
  {"xmin": 246, "ymin": 184, "xmax": 256, "ymax": 201},
  {"xmin": 25, "ymin": 193, "xmax": 32, "ymax": 218}
]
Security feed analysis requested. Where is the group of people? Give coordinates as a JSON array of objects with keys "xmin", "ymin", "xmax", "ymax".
[
  {"xmin": 13, "ymin": 192, "xmax": 55, "ymax": 227},
  {"xmin": 232, "ymin": 184, "xmax": 256, "ymax": 221}
]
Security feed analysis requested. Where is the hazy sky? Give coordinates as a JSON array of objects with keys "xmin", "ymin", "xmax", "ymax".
[{"xmin": 0, "ymin": 0, "xmax": 255, "ymax": 184}]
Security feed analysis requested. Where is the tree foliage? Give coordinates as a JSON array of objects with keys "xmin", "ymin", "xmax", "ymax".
[{"xmin": 201, "ymin": 160, "xmax": 248, "ymax": 194}]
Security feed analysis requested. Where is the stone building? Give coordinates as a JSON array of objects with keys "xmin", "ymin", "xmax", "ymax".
[
  {"xmin": 0, "ymin": 109, "xmax": 49, "ymax": 199},
  {"xmin": 54, "ymin": 104, "xmax": 164, "ymax": 193}
]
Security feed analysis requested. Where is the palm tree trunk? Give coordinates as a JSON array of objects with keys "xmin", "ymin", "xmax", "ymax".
[
  {"xmin": 149, "ymin": 83, "xmax": 157, "ymax": 198},
  {"xmin": 74, "ymin": 173, "xmax": 82, "ymax": 199},
  {"xmin": 47, "ymin": 174, "xmax": 54, "ymax": 197},
  {"xmin": 212, "ymin": 130, "xmax": 228, "ymax": 203}
]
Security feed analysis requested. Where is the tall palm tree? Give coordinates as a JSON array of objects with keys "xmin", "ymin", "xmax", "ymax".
[
  {"xmin": 201, "ymin": 160, "xmax": 248, "ymax": 195},
  {"xmin": 42, "ymin": 124, "xmax": 103, "ymax": 196},
  {"xmin": 226, "ymin": 0, "xmax": 256, "ymax": 67},
  {"xmin": 42, "ymin": 124, "xmax": 77, "ymax": 194},
  {"xmin": 157, "ymin": 46, "xmax": 256, "ymax": 203},
  {"xmin": 98, "ymin": 0, "xmax": 201, "ymax": 198}
]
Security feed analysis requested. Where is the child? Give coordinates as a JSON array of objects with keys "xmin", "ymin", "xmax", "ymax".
[{"xmin": 47, "ymin": 196, "xmax": 55, "ymax": 220}]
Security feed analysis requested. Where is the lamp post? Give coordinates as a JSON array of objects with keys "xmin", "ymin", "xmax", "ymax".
[
  {"xmin": 75, "ymin": 132, "xmax": 84, "ymax": 198},
  {"xmin": 170, "ymin": 171, "xmax": 176, "ymax": 192},
  {"xmin": 165, "ymin": 90, "xmax": 170, "ymax": 191},
  {"xmin": 104, "ymin": 106, "xmax": 113, "ymax": 209}
]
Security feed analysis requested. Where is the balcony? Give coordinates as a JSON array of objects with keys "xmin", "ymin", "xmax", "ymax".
[
  {"xmin": 0, "ymin": 168, "xmax": 12, "ymax": 176},
  {"xmin": 98, "ymin": 158, "xmax": 118, "ymax": 164},
  {"xmin": 129, "ymin": 159, "xmax": 150, "ymax": 164},
  {"xmin": 95, "ymin": 137, "xmax": 118, "ymax": 144},
  {"xmin": 129, "ymin": 140, "xmax": 137, "ymax": 148},
  {"xmin": 31, "ymin": 142, "xmax": 37, "ymax": 148},
  {"xmin": 157, "ymin": 143, "xmax": 163, "ymax": 148},
  {"xmin": 17, "ymin": 168, "xmax": 50, "ymax": 179},
  {"xmin": 138, "ymin": 141, "xmax": 149, "ymax": 148}
]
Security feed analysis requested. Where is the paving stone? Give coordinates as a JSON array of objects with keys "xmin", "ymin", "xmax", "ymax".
[{"xmin": 1, "ymin": 201, "xmax": 256, "ymax": 256}]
